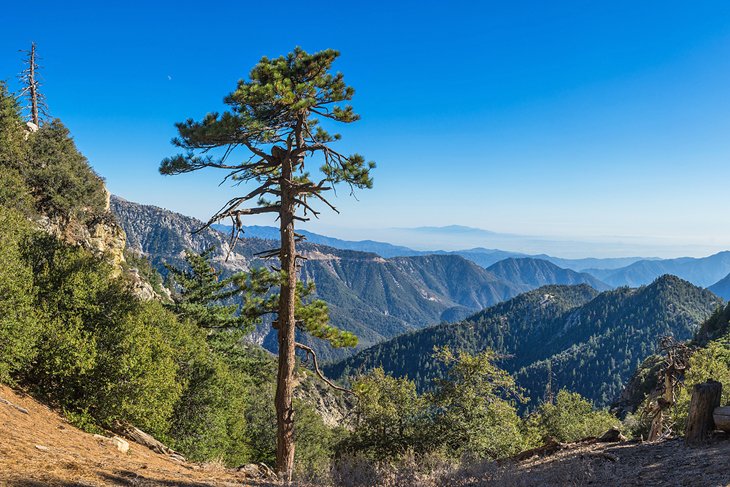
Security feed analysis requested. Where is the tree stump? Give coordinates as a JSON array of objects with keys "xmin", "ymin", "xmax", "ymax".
[
  {"xmin": 685, "ymin": 380, "xmax": 722, "ymax": 445},
  {"xmin": 713, "ymin": 406, "xmax": 730, "ymax": 432}
]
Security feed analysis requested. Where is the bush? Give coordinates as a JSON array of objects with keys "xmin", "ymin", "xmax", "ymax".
[
  {"xmin": 430, "ymin": 348, "xmax": 526, "ymax": 459},
  {"xmin": 527, "ymin": 389, "xmax": 619, "ymax": 443},
  {"xmin": 347, "ymin": 368, "xmax": 427, "ymax": 459},
  {"xmin": 166, "ymin": 326, "xmax": 250, "ymax": 465},
  {"xmin": 0, "ymin": 207, "xmax": 40, "ymax": 382}
]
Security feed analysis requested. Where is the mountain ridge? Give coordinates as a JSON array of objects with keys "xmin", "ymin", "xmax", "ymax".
[{"xmin": 324, "ymin": 275, "xmax": 721, "ymax": 406}]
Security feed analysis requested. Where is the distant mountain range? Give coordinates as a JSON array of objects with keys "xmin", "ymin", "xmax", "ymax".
[
  {"xmin": 211, "ymin": 224, "xmax": 421, "ymax": 259},
  {"xmin": 586, "ymin": 252, "xmax": 730, "ymax": 288},
  {"xmin": 213, "ymin": 223, "xmax": 651, "ymax": 271},
  {"xmin": 486, "ymin": 258, "xmax": 611, "ymax": 292},
  {"xmin": 113, "ymin": 197, "xmax": 612, "ymax": 362},
  {"xmin": 214, "ymin": 223, "xmax": 730, "ymax": 292},
  {"xmin": 324, "ymin": 275, "xmax": 721, "ymax": 407}
]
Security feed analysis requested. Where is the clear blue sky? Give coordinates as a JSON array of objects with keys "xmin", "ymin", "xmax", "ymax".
[{"xmin": 3, "ymin": 1, "xmax": 730, "ymax": 257}]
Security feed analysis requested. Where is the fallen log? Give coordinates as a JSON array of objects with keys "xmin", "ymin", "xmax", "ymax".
[
  {"xmin": 115, "ymin": 423, "xmax": 185, "ymax": 461},
  {"xmin": 0, "ymin": 396, "xmax": 29, "ymax": 415},
  {"xmin": 685, "ymin": 380, "xmax": 722, "ymax": 445}
]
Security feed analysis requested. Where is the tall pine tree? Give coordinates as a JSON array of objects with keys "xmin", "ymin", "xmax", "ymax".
[{"xmin": 160, "ymin": 48, "xmax": 374, "ymax": 479}]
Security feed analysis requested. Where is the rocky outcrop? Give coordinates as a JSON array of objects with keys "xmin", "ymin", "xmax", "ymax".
[
  {"xmin": 37, "ymin": 213, "xmax": 127, "ymax": 272},
  {"xmin": 35, "ymin": 194, "xmax": 172, "ymax": 301}
]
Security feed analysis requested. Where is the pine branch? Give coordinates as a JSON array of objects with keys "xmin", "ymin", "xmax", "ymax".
[{"xmin": 295, "ymin": 342, "xmax": 354, "ymax": 395}]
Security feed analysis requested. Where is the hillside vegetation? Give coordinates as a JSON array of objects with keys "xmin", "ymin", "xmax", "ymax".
[{"xmin": 326, "ymin": 276, "xmax": 721, "ymax": 406}]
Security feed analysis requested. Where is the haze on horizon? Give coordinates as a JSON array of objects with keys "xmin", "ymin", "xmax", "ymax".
[{"xmin": 3, "ymin": 1, "xmax": 730, "ymax": 259}]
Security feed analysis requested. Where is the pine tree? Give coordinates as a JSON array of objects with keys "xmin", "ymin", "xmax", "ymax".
[{"xmin": 160, "ymin": 47, "xmax": 374, "ymax": 479}]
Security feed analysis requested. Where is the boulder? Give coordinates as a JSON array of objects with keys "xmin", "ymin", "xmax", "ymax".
[{"xmin": 112, "ymin": 436, "xmax": 130, "ymax": 454}]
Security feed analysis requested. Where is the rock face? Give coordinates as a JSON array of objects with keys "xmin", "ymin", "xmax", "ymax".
[{"xmin": 37, "ymin": 213, "xmax": 127, "ymax": 272}]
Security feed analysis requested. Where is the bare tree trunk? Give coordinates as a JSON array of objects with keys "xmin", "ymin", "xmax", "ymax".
[
  {"xmin": 685, "ymin": 380, "xmax": 722, "ymax": 445},
  {"xmin": 275, "ymin": 154, "xmax": 297, "ymax": 481},
  {"xmin": 29, "ymin": 43, "xmax": 39, "ymax": 126}
]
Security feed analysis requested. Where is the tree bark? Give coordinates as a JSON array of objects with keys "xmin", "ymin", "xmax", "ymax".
[
  {"xmin": 29, "ymin": 43, "xmax": 38, "ymax": 126},
  {"xmin": 685, "ymin": 380, "xmax": 722, "ymax": 445},
  {"xmin": 275, "ymin": 151, "xmax": 297, "ymax": 481}
]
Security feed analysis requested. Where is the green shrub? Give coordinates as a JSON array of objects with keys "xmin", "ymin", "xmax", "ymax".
[
  {"xmin": 430, "ymin": 348, "xmax": 526, "ymax": 459},
  {"xmin": 527, "ymin": 389, "xmax": 619, "ymax": 443},
  {"xmin": 0, "ymin": 207, "xmax": 40, "ymax": 382},
  {"xmin": 89, "ymin": 301, "xmax": 183, "ymax": 435},
  {"xmin": 348, "ymin": 368, "xmax": 427, "ymax": 459},
  {"xmin": 0, "ymin": 166, "xmax": 34, "ymax": 215}
]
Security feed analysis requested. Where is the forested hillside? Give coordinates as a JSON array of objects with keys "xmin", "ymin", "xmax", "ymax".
[
  {"xmin": 486, "ymin": 257, "xmax": 611, "ymax": 291},
  {"xmin": 325, "ymin": 276, "xmax": 721, "ymax": 406}
]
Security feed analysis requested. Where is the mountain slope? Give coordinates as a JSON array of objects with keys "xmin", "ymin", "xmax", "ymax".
[
  {"xmin": 111, "ymin": 197, "xmax": 525, "ymax": 361},
  {"xmin": 586, "ymin": 252, "xmax": 730, "ymax": 288},
  {"xmin": 486, "ymin": 258, "xmax": 611, "ymax": 291},
  {"xmin": 325, "ymin": 276, "xmax": 721, "ymax": 406},
  {"xmin": 708, "ymin": 272, "xmax": 730, "ymax": 300}
]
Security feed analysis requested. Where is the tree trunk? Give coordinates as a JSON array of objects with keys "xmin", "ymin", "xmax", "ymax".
[
  {"xmin": 29, "ymin": 43, "xmax": 39, "ymax": 126},
  {"xmin": 685, "ymin": 380, "xmax": 722, "ymax": 445},
  {"xmin": 275, "ymin": 153, "xmax": 297, "ymax": 481}
]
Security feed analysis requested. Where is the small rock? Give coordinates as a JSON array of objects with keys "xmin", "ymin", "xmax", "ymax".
[
  {"xmin": 237, "ymin": 463, "xmax": 276, "ymax": 479},
  {"xmin": 93, "ymin": 434, "xmax": 129, "ymax": 454},
  {"xmin": 0, "ymin": 397, "xmax": 29, "ymax": 415},
  {"xmin": 112, "ymin": 436, "xmax": 129, "ymax": 454},
  {"xmin": 35, "ymin": 445, "xmax": 49, "ymax": 451},
  {"xmin": 238, "ymin": 463, "xmax": 262, "ymax": 477},
  {"xmin": 598, "ymin": 427, "xmax": 627, "ymax": 442}
]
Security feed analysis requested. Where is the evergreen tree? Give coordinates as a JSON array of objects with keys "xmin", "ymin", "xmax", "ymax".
[
  {"xmin": 164, "ymin": 248, "xmax": 261, "ymax": 332},
  {"xmin": 160, "ymin": 47, "xmax": 374, "ymax": 478}
]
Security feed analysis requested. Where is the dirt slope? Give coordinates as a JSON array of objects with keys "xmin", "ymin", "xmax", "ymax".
[
  {"xmin": 458, "ymin": 435, "xmax": 730, "ymax": 487},
  {"xmin": 0, "ymin": 385, "xmax": 274, "ymax": 486}
]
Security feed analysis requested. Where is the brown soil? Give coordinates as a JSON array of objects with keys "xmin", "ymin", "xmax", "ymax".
[
  {"xmin": 469, "ymin": 435, "xmax": 730, "ymax": 486},
  {"xmin": 0, "ymin": 385, "xmax": 276, "ymax": 486}
]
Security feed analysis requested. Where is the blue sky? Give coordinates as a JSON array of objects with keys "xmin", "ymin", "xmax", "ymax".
[{"xmin": 3, "ymin": 1, "xmax": 730, "ymax": 257}]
